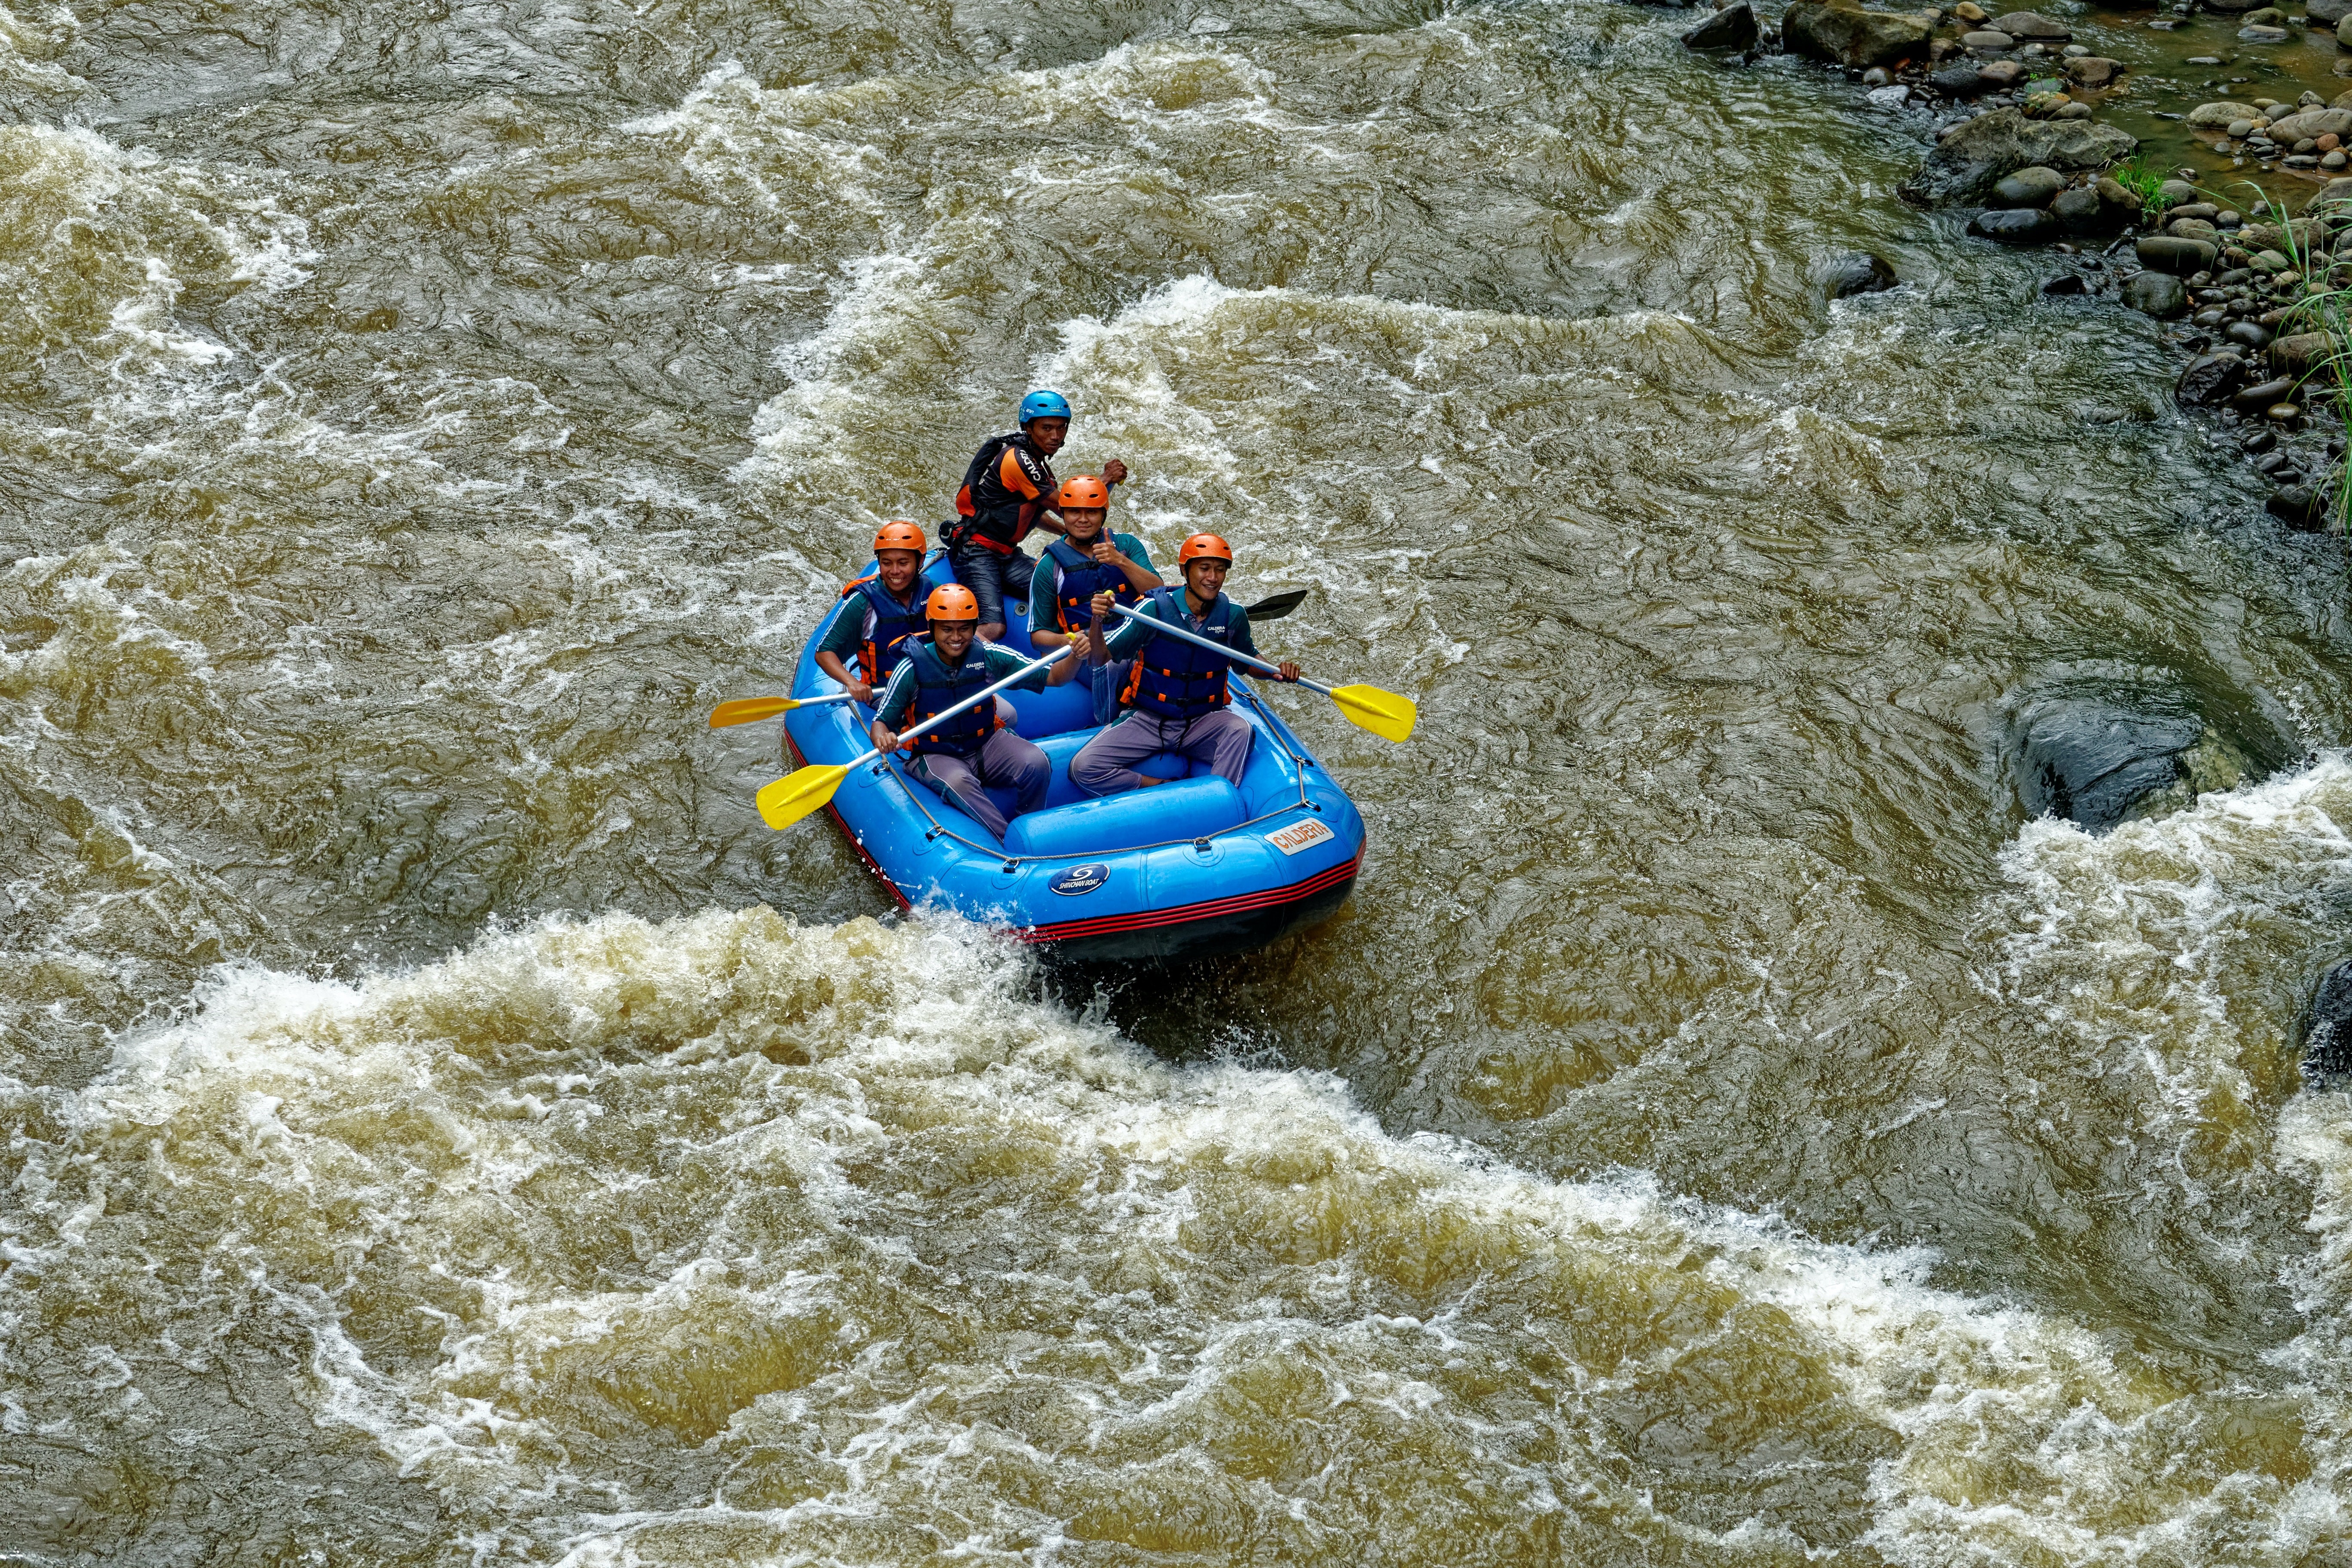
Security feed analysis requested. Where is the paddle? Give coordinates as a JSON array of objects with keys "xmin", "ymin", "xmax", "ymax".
[
  {"xmin": 755, "ymin": 644, "xmax": 1078, "ymax": 830},
  {"xmin": 1243, "ymin": 588, "xmax": 1307, "ymax": 622},
  {"xmin": 1102, "ymin": 601, "xmax": 1415, "ymax": 743},
  {"xmin": 708, "ymin": 692, "xmax": 859, "ymax": 729}
]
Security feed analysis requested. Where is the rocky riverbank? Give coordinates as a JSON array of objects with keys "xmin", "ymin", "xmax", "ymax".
[{"xmin": 1674, "ymin": 0, "xmax": 2352, "ymax": 533}]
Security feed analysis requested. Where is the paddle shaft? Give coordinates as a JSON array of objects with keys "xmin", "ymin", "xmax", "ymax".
[
  {"xmin": 1102, "ymin": 600, "xmax": 1327, "ymax": 695},
  {"xmin": 848, "ymin": 642, "xmax": 1076, "ymax": 768}
]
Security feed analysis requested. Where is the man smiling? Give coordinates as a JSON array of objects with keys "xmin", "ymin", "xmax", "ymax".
[
  {"xmin": 870, "ymin": 583, "xmax": 1080, "ymax": 842},
  {"xmin": 1071, "ymin": 533, "xmax": 1299, "ymax": 796}
]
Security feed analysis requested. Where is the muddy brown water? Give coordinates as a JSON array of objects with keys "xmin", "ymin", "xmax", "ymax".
[{"xmin": 6, "ymin": 0, "xmax": 2352, "ymax": 1562}]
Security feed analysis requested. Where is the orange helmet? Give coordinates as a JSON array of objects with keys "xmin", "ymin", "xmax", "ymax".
[
  {"xmin": 1057, "ymin": 475, "xmax": 1110, "ymax": 511},
  {"xmin": 1177, "ymin": 533, "xmax": 1234, "ymax": 567},
  {"xmin": 874, "ymin": 520, "xmax": 926, "ymax": 555},
  {"xmin": 925, "ymin": 584, "xmax": 980, "ymax": 623}
]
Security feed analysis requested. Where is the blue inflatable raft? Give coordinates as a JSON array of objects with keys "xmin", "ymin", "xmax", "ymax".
[{"xmin": 783, "ymin": 553, "xmax": 1366, "ymax": 961}]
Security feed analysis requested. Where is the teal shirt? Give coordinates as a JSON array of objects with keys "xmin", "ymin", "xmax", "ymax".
[
  {"xmin": 873, "ymin": 639, "xmax": 1050, "ymax": 731},
  {"xmin": 1099, "ymin": 590, "xmax": 1261, "ymax": 663},
  {"xmin": 1026, "ymin": 534, "xmax": 1158, "ymax": 638}
]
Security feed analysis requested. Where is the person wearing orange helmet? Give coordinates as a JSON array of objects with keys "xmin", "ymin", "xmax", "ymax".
[
  {"xmin": 1071, "ymin": 533, "xmax": 1299, "ymax": 797},
  {"xmin": 870, "ymin": 583, "xmax": 1079, "ymax": 842},
  {"xmin": 815, "ymin": 521, "xmax": 943, "ymax": 704},
  {"xmin": 1027, "ymin": 474, "xmax": 1164, "ymax": 724},
  {"xmin": 944, "ymin": 389, "xmax": 1130, "ymax": 643}
]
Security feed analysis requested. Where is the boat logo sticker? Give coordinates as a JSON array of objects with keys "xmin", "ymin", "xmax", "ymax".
[
  {"xmin": 1266, "ymin": 818, "xmax": 1336, "ymax": 856},
  {"xmin": 1049, "ymin": 863, "xmax": 1112, "ymax": 895}
]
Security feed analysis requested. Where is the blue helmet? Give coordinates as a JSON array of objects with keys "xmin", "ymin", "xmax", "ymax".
[{"xmin": 1018, "ymin": 389, "xmax": 1072, "ymax": 426}]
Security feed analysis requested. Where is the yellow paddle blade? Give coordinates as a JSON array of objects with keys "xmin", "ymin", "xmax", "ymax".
[
  {"xmin": 1330, "ymin": 683, "xmax": 1416, "ymax": 743},
  {"xmin": 710, "ymin": 695, "xmax": 796, "ymax": 728},
  {"xmin": 755, "ymin": 762, "xmax": 853, "ymax": 830}
]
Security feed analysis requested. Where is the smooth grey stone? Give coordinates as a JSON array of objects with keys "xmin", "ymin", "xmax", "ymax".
[
  {"xmin": 1970, "ymin": 206, "xmax": 2058, "ymax": 241},
  {"xmin": 2303, "ymin": 962, "xmax": 2352, "ymax": 1084},
  {"xmin": 1824, "ymin": 251, "xmax": 1899, "ymax": 296},
  {"xmin": 2011, "ymin": 698, "xmax": 2203, "ymax": 830},
  {"xmin": 1683, "ymin": 1, "xmax": 1759, "ymax": 48},
  {"xmin": 1900, "ymin": 106, "xmax": 2138, "ymax": 204},
  {"xmin": 1992, "ymin": 164, "xmax": 2067, "ymax": 206},
  {"xmin": 2135, "ymin": 235, "xmax": 2219, "ymax": 273},
  {"xmin": 2124, "ymin": 270, "xmax": 2190, "ymax": 316}
]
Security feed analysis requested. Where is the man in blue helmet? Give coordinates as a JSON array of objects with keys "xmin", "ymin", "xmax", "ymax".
[{"xmin": 946, "ymin": 389, "xmax": 1129, "ymax": 643}]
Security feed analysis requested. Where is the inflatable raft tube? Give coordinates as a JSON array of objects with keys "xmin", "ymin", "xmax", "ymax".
[{"xmin": 783, "ymin": 554, "xmax": 1366, "ymax": 962}]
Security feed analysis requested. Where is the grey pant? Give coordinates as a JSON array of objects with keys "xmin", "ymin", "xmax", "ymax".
[
  {"xmin": 1072, "ymin": 708, "xmax": 1255, "ymax": 796},
  {"xmin": 908, "ymin": 728, "xmax": 1050, "ymax": 842}
]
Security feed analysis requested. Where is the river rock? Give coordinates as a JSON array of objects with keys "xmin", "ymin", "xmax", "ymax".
[
  {"xmin": 2123, "ymin": 271, "xmax": 2189, "ymax": 316},
  {"xmin": 2187, "ymin": 100, "xmax": 2263, "ymax": 127},
  {"xmin": 1963, "ymin": 28, "xmax": 2015, "ymax": 46},
  {"xmin": 1991, "ymin": 9, "xmax": 2069, "ymax": 36},
  {"xmin": 2233, "ymin": 374, "xmax": 2297, "ymax": 410},
  {"xmin": 2272, "ymin": 330, "xmax": 2336, "ymax": 372},
  {"xmin": 1970, "ymin": 206, "xmax": 2057, "ymax": 240},
  {"xmin": 2264, "ymin": 107, "xmax": 2352, "ymax": 140},
  {"xmin": 1978, "ymin": 57, "xmax": 2025, "ymax": 86},
  {"xmin": 2095, "ymin": 175, "xmax": 2144, "ymax": 222},
  {"xmin": 2064, "ymin": 55, "xmax": 2121, "ymax": 86},
  {"xmin": 2169, "ymin": 217, "xmax": 2221, "ymax": 242},
  {"xmin": 2011, "ymin": 697, "xmax": 2205, "ymax": 831},
  {"xmin": 1684, "ymin": 2, "xmax": 1760, "ymax": 46},
  {"xmin": 2176, "ymin": 350, "xmax": 2249, "ymax": 404},
  {"xmin": 1900, "ymin": 106, "xmax": 2137, "ymax": 204},
  {"xmin": 1784, "ymin": 0, "xmax": 1936, "ymax": 65},
  {"xmin": 2304, "ymin": 962, "xmax": 2352, "ymax": 1084},
  {"xmin": 2314, "ymin": 0, "xmax": 2352, "ymax": 21},
  {"xmin": 2135, "ymin": 235, "xmax": 2219, "ymax": 273},
  {"xmin": 2048, "ymin": 184, "xmax": 2108, "ymax": 230},
  {"xmin": 2269, "ymin": 485, "xmax": 2330, "ymax": 528},
  {"xmin": 1931, "ymin": 63, "xmax": 1988, "ymax": 93},
  {"xmin": 1823, "ymin": 252, "xmax": 1899, "ymax": 296},
  {"xmin": 2340, "ymin": 12, "xmax": 2352, "ymax": 44},
  {"xmin": 1992, "ymin": 164, "xmax": 2067, "ymax": 206}
]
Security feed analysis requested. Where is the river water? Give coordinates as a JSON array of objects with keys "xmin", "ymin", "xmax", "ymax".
[{"xmin": 7, "ymin": 0, "xmax": 2352, "ymax": 1561}]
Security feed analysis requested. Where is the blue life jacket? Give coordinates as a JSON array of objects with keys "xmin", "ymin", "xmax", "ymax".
[
  {"xmin": 1120, "ymin": 587, "xmax": 1244, "ymax": 720},
  {"xmin": 901, "ymin": 637, "xmax": 1004, "ymax": 757},
  {"xmin": 839, "ymin": 574, "xmax": 928, "ymax": 686},
  {"xmin": 1043, "ymin": 538, "xmax": 1143, "ymax": 633}
]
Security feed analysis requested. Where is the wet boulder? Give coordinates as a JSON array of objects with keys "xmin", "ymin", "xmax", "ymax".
[
  {"xmin": 2271, "ymin": 331, "xmax": 2336, "ymax": 375},
  {"xmin": 2135, "ymin": 235, "xmax": 2218, "ymax": 274},
  {"xmin": 1783, "ymin": 0, "xmax": 1935, "ymax": 67},
  {"xmin": 2064, "ymin": 56, "xmax": 2122, "ymax": 87},
  {"xmin": 1991, "ymin": 9, "xmax": 2069, "ymax": 37},
  {"xmin": 1824, "ymin": 251, "xmax": 1899, "ymax": 296},
  {"xmin": 2176, "ymin": 351, "xmax": 2249, "ymax": 406},
  {"xmin": 2316, "ymin": 0, "xmax": 2352, "ymax": 23},
  {"xmin": 1684, "ymin": 2, "xmax": 1760, "ymax": 46},
  {"xmin": 2303, "ymin": 962, "xmax": 2352, "ymax": 1086},
  {"xmin": 2265, "ymin": 107, "xmax": 2352, "ymax": 141},
  {"xmin": 1932, "ymin": 62, "xmax": 1990, "ymax": 94},
  {"xmin": 1991, "ymin": 165, "xmax": 2067, "ymax": 206},
  {"xmin": 2123, "ymin": 271, "xmax": 2188, "ymax": 317},
  {"xmin": 2187, "ymin": 101, "xmax": 2263, "ymax": 128},
  {"xmin": 1970, "ymin": 207, "xmax": 2057, "ymax": 242},
  {"xmin": 2268, "ymin": 485, "xmax": 2331, "ymax": 529},
  {"xmin": 2049, "ymin": 185, "xmax": 2106, "ymax": 230},
  {"xmin": 2011, "ymin": 697, "xmax": 2205, "ymax": 832},
  {"xmin": 1900, "ymin": 107, "xmax": 2137, "ymax": 205}
]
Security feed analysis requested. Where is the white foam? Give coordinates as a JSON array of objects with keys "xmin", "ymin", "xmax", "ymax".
[{"xmin": 4, "ymin": 907, "xmax": 2340, "ymax": 1562}]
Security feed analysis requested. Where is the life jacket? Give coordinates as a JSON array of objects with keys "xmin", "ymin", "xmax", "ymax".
[
  {"xmin": 837, "ymin": 573, "xmax": 928, "ymax": 686},
  {"xmin": 1042, "ymin": 537, "xmax": 1143, "ymax": 632},
  {"xmin": 900, "ymin": 635, "xmax": 1004, "ymax": 757},
  {"xmin": 949, "ymin": 433, "xmax": 1054, "ymax": 555},
  {"xmin": 1120, "ymin": 587, "xmax": 1243, "ymax": 721}
]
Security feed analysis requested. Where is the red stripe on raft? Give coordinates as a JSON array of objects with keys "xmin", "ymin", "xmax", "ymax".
[
  {"xmin": 790, "ymin": 727, "xmax": 1357, "ymax": 941},
  {"xmin": 1014, "ymin": 853, "xmax": 1362, "ymax": 944}
]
